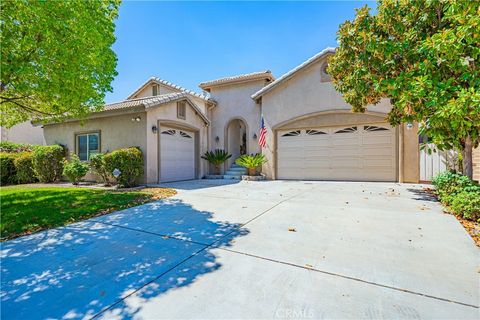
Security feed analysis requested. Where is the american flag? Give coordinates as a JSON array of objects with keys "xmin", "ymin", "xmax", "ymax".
[{"xmin": 258, "ymin": 115, "xmax": 267, "ymax": 148}]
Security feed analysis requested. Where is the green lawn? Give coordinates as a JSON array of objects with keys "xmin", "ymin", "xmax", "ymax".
[{"xmin": 0, "ymin": 185, "xmax": 175, "ymax": 240}]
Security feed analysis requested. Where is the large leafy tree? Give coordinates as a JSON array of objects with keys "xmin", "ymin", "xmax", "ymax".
[
  {"xmin": 0, "ymin": 0, "xmax": 120, "ymax": 127},
  {"xmin": 328, "ymin": 0, "xmax": 480, "ymax": 178}
]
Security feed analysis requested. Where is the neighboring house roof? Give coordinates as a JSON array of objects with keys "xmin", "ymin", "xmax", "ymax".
[
  {"xmin": 251, "ymin": 47, "xmax": 336, "ymax": 101},
  {"xmin": 105, "ymin": 92, "xmax": 210, "ymax": 124},
  {"xmin": 199, "ymin": 71, "xmax": 275, "ymax": 91},
  {"xmin": 126, "ymin": 76, "xmax": 214, "ymax": 104}
]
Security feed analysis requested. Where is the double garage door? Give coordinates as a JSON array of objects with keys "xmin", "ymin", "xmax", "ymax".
[
  {"xmin": 159, "ymin": 126, "xmax": 196, "ymax": 182},
  {"xmin": 277, "ymin": 123, "xmax": 397, "ymax": 181}
]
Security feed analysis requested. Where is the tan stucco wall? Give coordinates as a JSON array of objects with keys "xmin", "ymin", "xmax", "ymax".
[
  {"xmin": 145, "ymin": 101, "xmax": 209, "ymax": 184},
  {"xmin": 473, "ymin": 146, "xmax": 480, "ymax": 182},
  {"xmin": 43, "ymin": 111, "xmax": 147, "ymax": 182},
  {"xmin": 258, "ymin": 54, "xmax": 419, "ymax": 182},
  {"xmin": 208, "ymin": 80, "xmax": 267, "ymax": 171},
  {"xmin": 1, "ymin": 121, "xmax": 45, "ymax": 145}
]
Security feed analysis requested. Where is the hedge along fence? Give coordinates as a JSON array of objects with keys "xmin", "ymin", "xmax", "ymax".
[
  {"xmin": 432, "ymin": 171, "xmax": 480, "ymax": 222},
  {"xmin": 0, "ymin": 143, "xmax": 66, "ymax": 185}
]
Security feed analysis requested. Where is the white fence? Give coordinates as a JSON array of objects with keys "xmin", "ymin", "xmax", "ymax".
[{"xmin": 419, "ymin": 143, "xmax": 457, "ymax": 181}]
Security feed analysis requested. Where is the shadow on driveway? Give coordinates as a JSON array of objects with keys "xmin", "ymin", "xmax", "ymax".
[{"xmin": 1, "ymin": 199, "xmax": 248, "ymax": 319}]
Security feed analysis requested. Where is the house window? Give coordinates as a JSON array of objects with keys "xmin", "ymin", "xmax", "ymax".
[
  {"xmin": 152, "ymin": 84, "xmax": 159, "ymax": 96},
  {"xmin": 177, "ymin": 101, "xmax": 186, "ymax": 120},
  {"xmin": 76, "ymin": 132, "xmax": 100, "ymax": 161}
]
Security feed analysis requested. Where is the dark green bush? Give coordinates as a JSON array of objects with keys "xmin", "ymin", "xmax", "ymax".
[
  {"xmin": 0, "ymin": 153, "xmax": 17, "ymax": 185},
  {"xmin": 89, "ymin": 153, "xmax": 111, "ymax": 185},
  {"xmin": 450, "ymin": 190, "xmax": 480, "ymax": 222},
  {"xmin": 0, "ymin": 141, "xmax": 35, "ymax": 153},
  {"xmin": 432, "ymin": 171, "xmax": 480, "ymax": 222},
  {"xmin": 104, "ymin": 147, "xmax": 143, "ymax": 187},
  {"xmin": 63, "ymin": 154, "xmax": 89, "ymax": 184},
  {"xmin": 14, "ymin": 152, "xmax": 37, "ymax": 184},
  {"xmin": 32, "ymin": 145, "xmax": 66, "ymax": 182},
  {"xmin": 431, "ymin": 171, "xmax": 473, "ymax": 204}
]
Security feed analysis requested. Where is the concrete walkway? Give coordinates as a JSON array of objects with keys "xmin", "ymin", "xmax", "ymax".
[{"xmin": 1, "ymin": 180, "xmax": 478, "ymax": 319}]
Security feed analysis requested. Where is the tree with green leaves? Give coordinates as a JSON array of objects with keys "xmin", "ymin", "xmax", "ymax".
[
  {"xmin": 0, "ymin": 0, "xmax": 120, "ymax": 127},
  {"xmin": 328, "ymin": 0, "xmax": 480, "ymax": 178}
]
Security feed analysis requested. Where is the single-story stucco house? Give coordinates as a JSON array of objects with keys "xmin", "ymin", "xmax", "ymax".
[{"xmin": 41, "ymin": 48, "xmax": 480, "ymax": 183}]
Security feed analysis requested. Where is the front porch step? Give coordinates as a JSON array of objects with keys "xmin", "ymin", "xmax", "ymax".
[
  {"xmin": 226, "ymin": 167, "xmax": 247, "ymax": 174},
  {"xmin": 225, "ymin": 170, "xmax": 243, "ymax": 176},
  {"xmin": 223, "ymin": 174, "xmax": 241, "ymax": 180}
]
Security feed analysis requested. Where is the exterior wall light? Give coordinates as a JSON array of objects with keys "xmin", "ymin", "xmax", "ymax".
[
  {"xmin": 215, "ymin": 136, "xmax": 220, "ymax": 143},
  {"xmin": 406, "ymin": 123, "xmax": 413, "ymax": 130},
  {"xmin": 152, "ymin": 125, "xmax": 158, "ymax": 134},
  {"xmin": 253, "ymin": 133, "xmax": 257, "ymax": 140},
  {"xmin": 131, "ymin": 116, "xmax": 141, "ymax": 122}
]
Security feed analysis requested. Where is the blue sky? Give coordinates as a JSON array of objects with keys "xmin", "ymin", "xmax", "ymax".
[{"xmin": 106, "ymin": 1, "xmax": 375, "ymax": 103}]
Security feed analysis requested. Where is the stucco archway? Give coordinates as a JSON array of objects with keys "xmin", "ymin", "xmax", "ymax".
[{"xmin": 224, "ymin": 117, "xmax": 249, "ymax": 169}]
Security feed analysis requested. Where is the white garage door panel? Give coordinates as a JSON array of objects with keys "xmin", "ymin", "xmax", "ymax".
[
  {"xmin": 278, "ymin": 123, "xmax": 396, "ymax": 181},
  {"xmin": 159, "ymin": 127, "xmax": 195, "ymax": 182}
]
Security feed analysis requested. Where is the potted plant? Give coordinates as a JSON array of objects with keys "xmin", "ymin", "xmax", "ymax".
[
  {"xmin": 201, "ymin": 149, "xmax": 232, "ymax": 175},
  {"xmin": 235, "ymin": 153, "xmax": 267, "ymax": 176}
]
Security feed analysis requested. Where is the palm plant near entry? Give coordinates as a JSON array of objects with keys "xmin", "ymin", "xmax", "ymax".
[
  {"xmin": 201, "ymin": 149, "xmax": 232, "ymax": 175},
  {"xmin": 235, "ymin": 153, "xmax": 267, "ymax": 176}
]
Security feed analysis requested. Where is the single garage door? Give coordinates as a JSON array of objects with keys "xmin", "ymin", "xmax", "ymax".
[
  {"xmin": 159, "ymin": 126, "xmax": 195, "ymax": 182},
  {"xmin": 277, "ymin": 123, "xmax": 396, "ymax": 181}
]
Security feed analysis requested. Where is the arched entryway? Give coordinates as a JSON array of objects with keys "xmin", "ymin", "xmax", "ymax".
[{"xmin": 225, "ymin": 118, "xmax": 248, "ymax": 169}]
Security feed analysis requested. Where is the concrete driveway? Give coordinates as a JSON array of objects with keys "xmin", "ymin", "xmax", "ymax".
[{"xmin": 1, "ymin": 180, "xmax": 478, "ymax": 319}]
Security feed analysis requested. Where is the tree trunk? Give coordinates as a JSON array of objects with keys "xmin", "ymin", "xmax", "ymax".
[
  {"xmin": 214, "ymin": 165, "xmax": 221, "ymax": 175},
  {"xmin": 462, "ymin": 136, "xmax": 473, "ymax": 179},
  {"xmin": 248, "ymin": 167, "xmax": 257, "ymax": 176}
]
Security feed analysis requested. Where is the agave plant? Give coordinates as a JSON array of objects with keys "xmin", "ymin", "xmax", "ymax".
[
  {"xmin": 235, "ymin": 153, "xmax": 267, "ymax": 176},
  {"xmin": 201, "ymin": 149, "xmax": 232, "ymax": 175}
]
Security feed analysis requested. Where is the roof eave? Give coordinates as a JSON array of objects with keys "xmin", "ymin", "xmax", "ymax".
[{"xmin": 199, "ymin": 73, "xmax": 275, "ymax": 91}]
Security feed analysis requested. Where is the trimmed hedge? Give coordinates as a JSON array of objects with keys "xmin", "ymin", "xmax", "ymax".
[
  {"xmin": 104, "ymin": 147, "xmax": 143, "ymax": 188},
  {"xmin": 32, "ymin": 145, "xmax": 66, "ymax": 182},
  {"xmin": 432, "ymin": 171, "xmax": 480, "ymax": 222},
  {"xmin": 0, "ymin": 153, "xmax": 17, "ymax": 185},
  {"xmin": 14, "ymin": 152, "xmax": 37, "ymax": 184},
  {"xmin": 0, "ymin": 141, "xmax": 35, "ymax": 153}
]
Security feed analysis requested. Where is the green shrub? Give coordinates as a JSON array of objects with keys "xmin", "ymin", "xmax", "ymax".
[
  {"xmin": 432, "ymin": 171, "xmax": 473, "ymax": 204},
  {"xmin": 104, "ymin": 147, "xmax": 144, "ymax": 187},
  {"xmin": 201, "ymin": 149, "xmax": 231, "ymax": 175},
  {"xmin": 89, "ymin": 153, "xmax": 111, "ymax": 185},
  {"xmin": 0, "ymin": 153, "xmax": 17, "ymax": 185},
  {"xmin": 63, "ymin": 154, "xmax": 89, "ymax": 184},
  {"xmin": 235, "ymin": 153, "xmax": 267, "ymax": 176},
  {"xmin": 450, "ymin": 190, "xmax": 480, "ymax": 222},
  {"xmin": 14, "ymin": 152, "xmax": 37, "ymax": 184},
  {"xmin": 0, "ymin": 141, "xmax": 35, "ymax": 153},
  {"xmin": 432, "ymin": 171, "xmax": 480, "ymax": 222},
  {"xmin": 32, "ymin": 145, "xmax": 66, "ymax": 182}
]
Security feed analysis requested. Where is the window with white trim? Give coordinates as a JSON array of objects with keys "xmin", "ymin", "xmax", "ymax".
[
  {"xmin": 177, "ymin": 101, "xmax": 186, "ymax": 120},
  {"xmin": 76, "ymin": 132, "xmax": 100, "ymax": 161}
]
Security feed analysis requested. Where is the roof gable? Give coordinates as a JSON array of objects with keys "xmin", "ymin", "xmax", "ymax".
[
  {"xmin": 251, "ymin": 47, "xmax": 335, "ymax": 101},
  {"xmin": 199, "ymin": 71, "xmax": 274, "ymax": 91},
  {"xmin": 101, "ymin": 92, "xmax": 210, "ymax": 124},
  {"xmin": 127, "ymin": 76, "xmax": 213, "ymax": 103}
]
